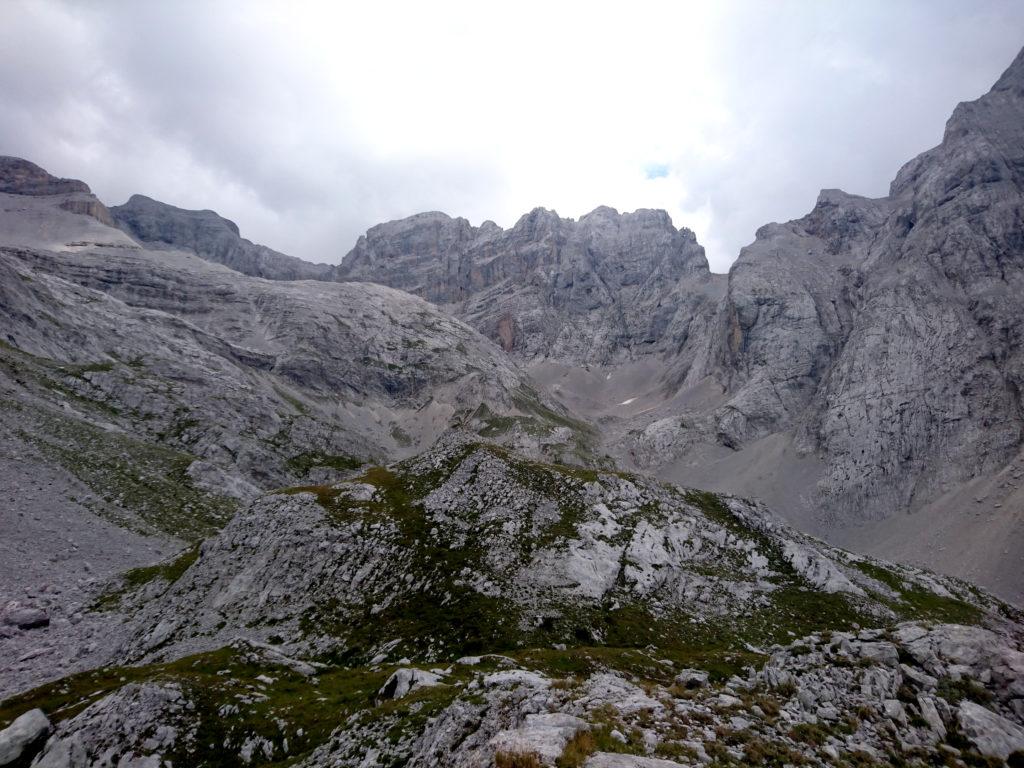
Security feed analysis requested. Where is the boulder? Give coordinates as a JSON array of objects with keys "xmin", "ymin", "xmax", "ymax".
[
  {"xmin": 1, "ymin": 603, "xmax": 49, "ymax": 630},
  {"xmin": 377, "ymin": 668, "xmax": 443, "ymax": 701},
  {"xmin": 490, "ymin": 713, "xmax": 588, "ymax": 763},
  {"xmin": 0, "ymin": 708, "xmax": 50, "ymax": 766},
  {"xmin": 584, "ymin": 754, "xmax": 686, "ymax": 768},
  {"xmin": 674, "ymin": 669, "xmax": 710, "ymax": 689},
  {"xmin": 957, "ymin": 701, "xmax": 1024, "ymax": 760}
]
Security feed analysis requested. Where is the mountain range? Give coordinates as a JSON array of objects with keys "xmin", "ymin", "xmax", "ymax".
[
  {"xmin": 0, "ymin": 42, "xmax": 1023, "ymax": 768},
  {"xmin": 107, "ymin": 45, "xmax": 1024, "ymax": 607}
]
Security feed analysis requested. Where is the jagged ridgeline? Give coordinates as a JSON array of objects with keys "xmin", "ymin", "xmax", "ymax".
[
  {"xmin": 3, "ymin": 437, "xmax": 1022, "ymax": 767},
  {"xmin": 4, "ymin": 42, "xmax": 1024, "ymax": 768}
]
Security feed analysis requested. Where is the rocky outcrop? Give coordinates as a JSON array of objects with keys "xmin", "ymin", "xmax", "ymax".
[
  {"xmin": 31, "ymin": 684, "xmax": 184, "ymax": 768},
  {"xmin": 111, "ymin": 194, "xmax": 334, "ymax": 281},
  {"xmin": 109, "ymin": 434, "xmax": 1002, "ymax": 669},
  {"xmin": 0, "ymin": 157, "xmax": 114, "ymax": 228},
  {"xmin": 57, "ymin": 198, "xmax": 114, "ymax": 227},
  {"xmin": 0, "ymin": 187, "xmax": 582, "ymax": 499},
  {"xmin": 338, "ymin": 206, "xmax": 723, "ymax": 363},
  {"xmin": 4, "ymin": 436, "xmax": 1018, "ymax": 767},
  {"xmin": 0, "ymin": 157, "xmax": 89, "ymax": 197},
  {"xmin": 683, "ymin": 47, "xmax": 1024, "ymax": 531},
  {"xmin": 0, "ymin": 192, "xmax": 591, "ymax": 700}
]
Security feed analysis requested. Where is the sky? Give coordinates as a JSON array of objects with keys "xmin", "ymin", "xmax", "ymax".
[{"xmin": 1, "ymin": 1, "xmax": 1023, "ymax": 272}]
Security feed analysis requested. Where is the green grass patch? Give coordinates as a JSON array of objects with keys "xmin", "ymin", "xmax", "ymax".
[
  {"xmin": 852, "ymin": 560, "xmax": 983, "ymax": 625},
  {"xmin": 0, "ymin": 646, "xmax": 409, "ymax": 767},
  {"xmin": 21, "ymin": 408, "xmax": 235, "ymax": 541},
  {"xmin": 285, "ymin": 451, "xmax": 363, "ymax": 477},
  {"xmin": 93, "ymin": 544, "xmax": 202, "ymax": 610}
]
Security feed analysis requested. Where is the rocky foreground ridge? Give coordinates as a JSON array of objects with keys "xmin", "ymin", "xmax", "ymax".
[{"xmin": 2, "ymin": 436, "xmax": 1023, "ymax": 767}]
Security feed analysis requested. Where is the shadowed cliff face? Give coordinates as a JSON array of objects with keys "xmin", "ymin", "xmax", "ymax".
[
  {"xmin": 0, "ymin": 156, "xmax": 114, "ymax": 226},
  {"xmin": 705, "ymin": 46, "xmax": 1024, "ymax": 525}
]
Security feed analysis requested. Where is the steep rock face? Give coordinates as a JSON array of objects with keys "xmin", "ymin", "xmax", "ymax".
[
  {"xmin": 339, "ymin": 206, "xmax": 723, "ymax": 363},
  {"xmin": 0, "ymin": 156, "xmax": 114, "ymax": 227},
  {"xmin": 111, "ymin": 194, "xmax": 334, "ymax": 281},
  {"xmin": 683, "ymin": 48, "xmax": 1024, "ymax": 527},
  {"xmin": 111, "ymin": 196, "xmax": 723, "ymax": 366},
  {"xmin": 808, "ymin": 48, "xmax": 1024, "ymax": 519},
  {"xmin": 0, "ymin": 156, "xmax": 90, "ymax": 196},
  {"xmin": 712, "ymin": 190, "xmax": 892, "ymax": 449}
]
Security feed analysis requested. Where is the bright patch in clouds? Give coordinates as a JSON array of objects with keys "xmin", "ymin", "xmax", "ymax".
[{"xmin": 1, "ymin": 0, "xmax": 1022, "ymax": 271}]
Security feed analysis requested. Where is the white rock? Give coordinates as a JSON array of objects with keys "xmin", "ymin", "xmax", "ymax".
[
  {"xmin": 483, "ymin": 670, "xmax": 550, "ymax": 690},
  {"xmin": 490, "ymin": 713, "xmax": 588, "ymax": 763},
  {"xmin": 0, "ymin": 708, "xmax": 50, "ymax": 765},
  {"xmin": 857, "ymin": 642, "xmax": 899, "ymax": 667},
  {"xmin": 882, "ymin": 699, "xmax": 907, "ymax": 726},
  {"xmin": 585, "ymin": 753, "xmax": 687, "ymax": 768},
  {"xmin": 377, "ymin": 668, "xmax": 443, "ymax": 700},
  {"xmin": 956, "ymin": 701, "xmax": 1024, "ymax": 760},
  {"xmin": 917, "ymin": 695, "xmax": 946, "ymax": 740},
  {"xmin": 674, "ymin": 669, "xmax": 710, "ymax": 688},
  {"xmin": 583, "ymin": 674, "xmax": 662, "ymax": 715},
  {"xmin": 782, "ymin": 542, "xmax": 864, "ymax": 595}
]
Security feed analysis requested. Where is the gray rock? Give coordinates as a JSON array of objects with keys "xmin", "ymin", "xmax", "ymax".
[
  {"xmin": 31, "ymin": 684, "xmax": 184, "ymax": 768},
  {"xmin": 917, "ymin": 695, "xmax": 946, "ymax": 740},
  {"xmin": 956, "ymin": 700, "xmax": 1024, "ymax": 760},
  {"xmin": 584, "ymin": 754, "xmax": 686, "ymax": 768},
  {"xmin": 0, "ymin": 708, "xmax": 50, "ymax": 766},
  {"xmin": 0, "ymin": 157, "xmax": 89, "ymax": 196},
  {"xmin": 674, "ymin": 669, "xmax": 710, "ymax": 689},
  {"xmin": 856, "ymin": 642, "xmax": 900, "ymax": 667},
  {"xmin": 104, "ymin": 436, "xmax": 991, "ymax": 669},
  {"xmin": 1, "ymin": 603, "xmax": 49, "ymax": 630},
  {"xmin": 378, "ymin": 668, "xmax": 443, "ymax": 700},
  {"xmin": 111, "ymin": 195, "xmax": 334, "ymax": 281},
  {"xmin": 337, "ymin": 206, "xmax": 722, "ymax": 364},
  {"xmin": 490, "ymin": 712, "xmax": 588, "ymax": 763}
]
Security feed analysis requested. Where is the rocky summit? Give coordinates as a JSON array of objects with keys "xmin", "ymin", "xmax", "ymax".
[{"xmin": 1, "ymin": 40, "xmax": 1024, "ymax": 768}]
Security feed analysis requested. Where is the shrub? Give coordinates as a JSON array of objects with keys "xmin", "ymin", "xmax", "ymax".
[
  {"xmin": 789, "ymin": 722, "xmax": 828, "ymax": 746},
  {"xmin": 496, "ymin": 751, "xmax": 542, "ymax": 768},
  {"xmin": 556, "ymin": 731, "xmax": 596, "ymax": 768}
]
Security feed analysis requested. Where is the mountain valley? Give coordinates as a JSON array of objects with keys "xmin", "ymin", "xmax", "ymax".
[{"xmin": 1, "ymin": 41, "xmax": 1024, "ymax": 768}]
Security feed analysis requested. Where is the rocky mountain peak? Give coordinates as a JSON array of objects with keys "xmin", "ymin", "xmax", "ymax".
[
  {"xmin": 507, "ymin": 206, "xmax": 562, "ymax": 236},
  {"xmin": 339, "ymin": 202, "xmax": 716, "ymax": 361},
  {"xmin": 992, "ymin": 44, "xmax": 1024, "ymax": 94},
  {"xmin": 110, "ymin": 193, "xmax": 333, "ymax": 281},
  {"xmin": 0, "ymin": 156, "xmax": 115, "ymax": 226},
  {"xmin": 0, "ymin": 156, "xmax": 90, "ymax": 196},
  {"xmin": 120, "ymin": 193, "xmax": 242, "ymax": 236}
]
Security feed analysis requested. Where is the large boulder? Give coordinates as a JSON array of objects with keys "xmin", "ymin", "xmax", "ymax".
[
  {"xmin": 0, "ymin": 708, "xmax": 50, "ymax": 766},
  {"xmin": 957, "ymin": 700, "xmax": 1024, "ymax": 760}
]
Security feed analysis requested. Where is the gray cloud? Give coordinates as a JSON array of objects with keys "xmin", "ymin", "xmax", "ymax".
[{"xmin": 1, "ymin": 0, "xmax": 1022, "ymax": 272}]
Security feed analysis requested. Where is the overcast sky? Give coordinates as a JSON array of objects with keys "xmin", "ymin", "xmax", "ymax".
[{"xmin": 2, "ymin": 1, "xmax": 1023, "ymax": 272}]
